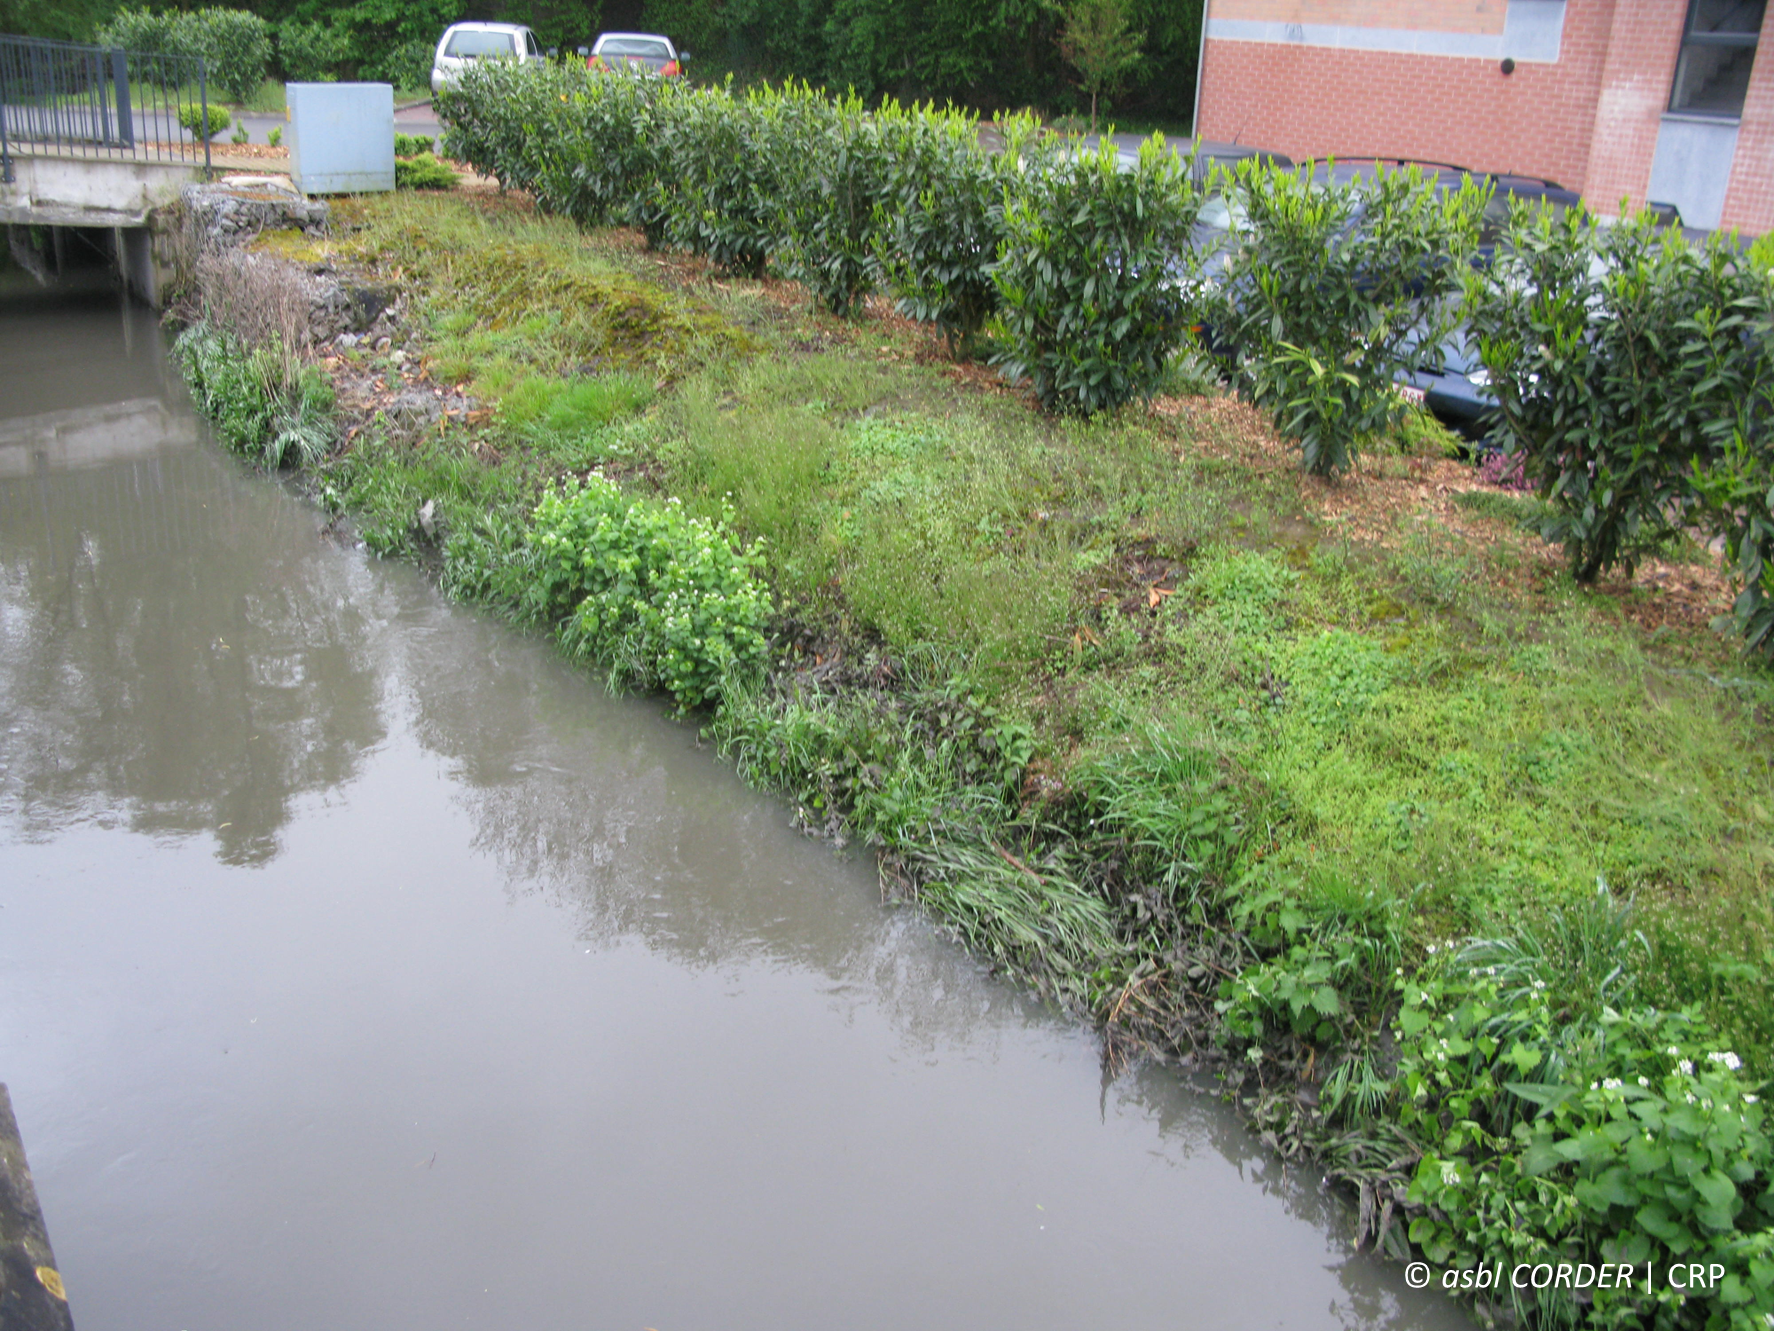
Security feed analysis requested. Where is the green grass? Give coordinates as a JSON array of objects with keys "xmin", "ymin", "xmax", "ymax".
[
  {"xmin": 101, "ymin": 75, "xmax": 286, "ymax": 112},
  {"xmin": 1452, "ymin": 487, "xmax": 1549, "ymax": 529},
  {"xmin": 240, "ymin": 78, "xmax": 287, "ymax": 112},
  {"xmin": 322, "ymin": 191, "xmax": 1774, "ymax": 1070}
]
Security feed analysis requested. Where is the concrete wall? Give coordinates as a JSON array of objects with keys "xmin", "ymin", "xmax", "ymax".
[
  {"xmin": 0, "ymin": 153, "xmax": 197, "ymax": 227},
  {"xmin": 110, "ymin": 216, "xmax": 182, "ymax": 308}
]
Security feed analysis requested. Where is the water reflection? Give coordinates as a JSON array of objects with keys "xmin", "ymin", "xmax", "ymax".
[
  {"xmin": 382, "ymin": 574, "xmax": 1451, "ymax": 1329},
  {"xmin": 0, "ymin": 300, "xmax": 385, "ymax": 865}
]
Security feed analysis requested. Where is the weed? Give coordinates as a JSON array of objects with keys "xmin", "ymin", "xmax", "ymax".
[
  {"xmin": 177, "ymin": 323, "xmax": 333, "ymax": 469},
  {"xmin": 394, "ymin": 153, "xmax": 458, "ymax": 191},
  {"xmin": 1452, "ymin": 487, "xmax": 1549, "ymax": 529}
]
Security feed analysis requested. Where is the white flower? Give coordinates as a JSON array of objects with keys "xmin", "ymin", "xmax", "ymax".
[
  {"xmin": 1590, "ymin": 1081, "xmax": 1599, "ymax": 1091},
  {"xmin": 1532, "ymin": 979, "xmax": 1547, "ymax": 991},
  {"xmin": 1602, "ymin": 1078, "xmax": 1623, "ymax": 1091},
  {"xmin": 1678, "ymin": 1059, "xmax": 1694, "ymax": 1075},
  {"xmin": 1708, "ymin": 1051, "xmax": 1743, "ymax": 1071},
  {"xmin": 1426, "ymin": 944, "xmax": 1438, "ymax": 955},
  {"xmin": 1637, "ymin": 1076, "xmax": 1649, "ymax": 1087},
  {"xmin": 1745, "ymin": 1094, "xmax": 1760, "ymax": 1104},
  {"xmin": 1439, "ymin": 1161, "xmax": 1462, "ymax": 1186},
  {"xmin": 1668, "ymin": 1046, "xmax": 1680, "ymax": 1057}
]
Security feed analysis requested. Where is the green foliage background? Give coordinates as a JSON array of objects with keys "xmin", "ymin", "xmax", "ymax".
[
  {"xmin": 638, "ymin": 0, "xmax": 1202, "ymax": 123},
  {"xmin": 8, "ymin": 0, "xmax": 1202, "ymax": 121}
]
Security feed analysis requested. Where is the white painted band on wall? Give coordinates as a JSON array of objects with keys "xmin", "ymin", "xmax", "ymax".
[{"xmin": 1206, "ymin": 0, "xmax": 1564, "ymax": 63}]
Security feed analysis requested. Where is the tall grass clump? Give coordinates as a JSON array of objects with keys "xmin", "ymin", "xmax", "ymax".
[
  {"xmin": 177, "ymin": 324, "xmax": 333, "ymax": 469},
  {"xmin": 175, "ymin": 244, "xmax": 333, "ymax": 469}
]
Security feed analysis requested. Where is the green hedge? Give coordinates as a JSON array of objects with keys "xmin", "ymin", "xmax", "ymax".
[
  {"xmin": 275, "ymin": 18, "xmax": 351, "ymax": 83},
  {"xmin": 1465, "ymin": 205, "xmax": 1774, "ymax": 655},
  {"xmin": 98, "ymin": 6, "xmax": 270, "ymax": 103},
  {"xmin": 1213, "ymin": 162, "xmax": 1485, "ymax": 476},
  {"xmin": 175, "ymin": 101, "xmax": 230, "ymax": 139},
  {"xmin": 991, "ymin": 133, "xmax": 1200, "ymax": 414},
  {"xmin": 435, "ymin": 66, "xmax": 1774, "ymax": 659}
]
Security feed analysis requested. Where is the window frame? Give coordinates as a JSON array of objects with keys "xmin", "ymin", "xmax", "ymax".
[{"xmin": 1668, "ymin": 0, "xmax": 1765, "ymax": 119}]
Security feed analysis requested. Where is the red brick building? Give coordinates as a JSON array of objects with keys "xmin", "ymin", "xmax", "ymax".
[{"xmin": 1195, "ymin": 0, "xmax": 1772, "ymax": 233}]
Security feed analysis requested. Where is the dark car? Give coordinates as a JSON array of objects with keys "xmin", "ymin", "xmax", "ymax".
[
  {"xmin": 1396, "ymin": 175, "xmax": 1585, "ymax": 431},
  {"xmin": 1188, "ymin": 158, "xmax": 1473, "ymax": 369}
]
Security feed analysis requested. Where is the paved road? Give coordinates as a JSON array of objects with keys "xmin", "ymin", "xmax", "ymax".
[
  {"xmin": 223, "ymin": 100, "xmax": 441, "ymax": 148},
  {"xmin": 0, "ymin": 100, "xmax": 442, "ymax": 152}
]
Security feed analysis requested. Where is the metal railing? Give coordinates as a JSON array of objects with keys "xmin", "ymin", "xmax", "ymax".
[{"xmin": 1, "ymin": 33, "xmax": 211, "ymax": 184}]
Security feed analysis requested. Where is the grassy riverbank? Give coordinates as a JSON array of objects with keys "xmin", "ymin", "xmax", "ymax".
[{"xmin": 200, "ymin": 188, "xmax": 1772, "ymax": 1324}]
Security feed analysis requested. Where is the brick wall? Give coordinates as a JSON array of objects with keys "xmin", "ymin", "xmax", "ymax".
[
  {"xmin": 1581, "ymin": 0, "xmax": 1685, "ymax": 210},
  {"xmin": 1721, "ymin": 2, "xmax": 1774, "ymax": 233},
  {"xmin": 1215, "ymin": 0, "xmax": 1506, "ymax": 32},
  {"xmin": 1198, "ymin": 1, "xmax": 1615, "ymax": 191},
  {"xmin": 1199, "ymin": 0, "xmax": 1774, "ymax": 230}
]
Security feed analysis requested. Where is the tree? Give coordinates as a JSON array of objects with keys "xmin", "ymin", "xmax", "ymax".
[{"xmin": 1055, "ymin": 0, "xmax": 1143, "ymax": 133}]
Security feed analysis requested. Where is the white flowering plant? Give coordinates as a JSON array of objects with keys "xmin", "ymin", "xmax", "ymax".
[
  {"xmin": 523, "ymin": 475, "xmax": 771, "ymax": 711},
  {"xmin": 1395, "ymin": 958, "xmax": 1773, "ymax": 1328}
]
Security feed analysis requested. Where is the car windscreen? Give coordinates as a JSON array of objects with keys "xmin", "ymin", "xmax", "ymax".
[
  {"xmin": 444, "ymin": 30, "xmax": 516, "ymax": 57},
  {"xmin": 1194, "ymin": 193, "xmax": 1248, "ymax": 232},
  {"xmin": 599, "ymin": 38, "xmax": 670, "ymax": 58}
]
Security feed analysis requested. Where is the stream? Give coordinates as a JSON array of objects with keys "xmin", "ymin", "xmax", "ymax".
[{"xmin": 0, "ymin": 261, "xmax": 1471, "ymax": 1330}]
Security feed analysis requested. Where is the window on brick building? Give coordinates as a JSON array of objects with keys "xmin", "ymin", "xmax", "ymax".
[{"xmin": 1670, "ymin": 0, "xmax": 1766, "ymax": 117}]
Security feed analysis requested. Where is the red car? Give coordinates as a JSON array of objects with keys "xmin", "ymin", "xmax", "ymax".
[{"xmin": 587, "ymin": 32, "xmax": 686, "ymax": 76}]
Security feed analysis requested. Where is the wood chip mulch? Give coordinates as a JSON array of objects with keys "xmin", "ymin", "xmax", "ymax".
[{"xmin": 1153, "ymin": 393, "xmax": 1737, "ymax": 637}]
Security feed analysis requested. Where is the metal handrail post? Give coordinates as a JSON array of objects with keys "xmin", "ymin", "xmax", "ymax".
[
  {"xmin": 199, "ymin": 58, "xmax": 210, "ymax": 177},
  {"xmin": 1, "ymin": 45, "xmax": 12, "ymax": 185},
  {"xmin": 111, "ymin": 47, "xmax": 133, "ymax": 149}
]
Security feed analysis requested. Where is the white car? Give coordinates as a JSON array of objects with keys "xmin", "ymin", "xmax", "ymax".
[
  {"xmin": 587, "ymin": 31, "xmax": 687, "ymax": 76},
  {"xmin": 431, "ymin": 22, "xmax": 547, "ymax": 95}
]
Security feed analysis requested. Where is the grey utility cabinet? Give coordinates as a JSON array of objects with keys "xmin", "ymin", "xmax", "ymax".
[{"xmin": 287, "ymin": 83, "xmax": 395, "ymax": 194}]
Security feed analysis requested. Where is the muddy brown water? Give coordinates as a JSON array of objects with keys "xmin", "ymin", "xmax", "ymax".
[{"xmin": 0, "ymin": 270, "xmax": 1473, "ymax": 1330}]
